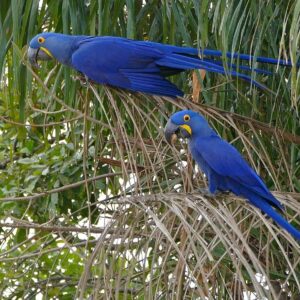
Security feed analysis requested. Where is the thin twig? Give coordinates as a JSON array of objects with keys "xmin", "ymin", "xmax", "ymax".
[
  {"xmin": 0, "ymin": 222, "xmax": 107, "ymax": 234},
  {"xmin": 0, "ymin": 172, "xmax": 121, "ymax": 202}
]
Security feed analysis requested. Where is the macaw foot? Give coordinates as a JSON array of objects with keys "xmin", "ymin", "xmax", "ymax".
[
  {"xmin": 75, "ymin": 74, "xmax": 96, "ymax": 87},
  {"xmin": 197, "ymin": 187, "xmax": 216, "ymax": 197},
  {"xmin": 197, "ymin": 188, "xmax": 230, "ymax": 198}
]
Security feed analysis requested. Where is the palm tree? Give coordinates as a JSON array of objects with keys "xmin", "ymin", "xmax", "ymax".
[{"xmin": 0, "ymin": 0, "xmax": 299, "ymax": 299}]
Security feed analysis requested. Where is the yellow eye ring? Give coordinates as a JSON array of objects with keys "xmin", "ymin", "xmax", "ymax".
[
  {"xmin": 183, "ymin": 114, "xmax": 190, "ymax": 122},
  {"xmin": 38, "ymin": 37, "xmax": 45, "ymax": 43}
]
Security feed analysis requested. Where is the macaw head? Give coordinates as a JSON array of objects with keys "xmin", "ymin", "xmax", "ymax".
[
  {"xmin": 164, "ymin": 110, "xmax": 215, "ymax": 144},
  {"xmin": 28, "ymin": 32, "xmax": 77, "ymax": 68}
]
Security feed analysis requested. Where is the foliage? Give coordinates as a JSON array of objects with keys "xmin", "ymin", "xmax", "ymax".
[{"xmin": 0, "ymin": 0, "xmax": 299, "ymax": 299}]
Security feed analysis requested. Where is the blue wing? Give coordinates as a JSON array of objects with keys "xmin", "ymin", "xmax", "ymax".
[
  {"xmin": 70, "ymin": 36, "xmax": 280, "ymax": 97},
  {"xmin": 71, "ymin": 37, "xmax": 183, "ymax": 97},
  {"xmin": 191, "ymin": 135, "xmax": 300, "ymax": 240},
  {"xmin": 191, "ymin": 135, "xmax": 283, "ymax": 210}
]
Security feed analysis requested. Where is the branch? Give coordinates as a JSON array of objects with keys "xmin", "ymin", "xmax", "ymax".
[
  {"xmin": 0, "ymin": 172, "xmax": 121, "ymax": 202},
  {"xmin": 0, "ymin": 221, "xmax": 106, "ymax": 233},
  {"xmin": 98, "ymin": 157, "xmax": 145, "ymax": 171}
]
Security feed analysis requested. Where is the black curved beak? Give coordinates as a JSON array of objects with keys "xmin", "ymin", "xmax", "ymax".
[
  {"xmin": 28, "ymin": 47, "xmax": 52, "ymax": 68},
  {"xmin": 164, "ymin": 119, "xmax": 180, "ymax": 144}
]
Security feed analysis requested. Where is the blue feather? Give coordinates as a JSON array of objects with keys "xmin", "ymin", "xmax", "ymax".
[
  {"xmin": 167, "ymin": 110, "xmax": 300, "ymax": 241},
  {"xmin": 29, "ymin": 33, "xmax": 297, "ymax": 97},
  {"xmin": 250, "ymin": 195, "xmax": 300, "ymax": 240},
  {"xmin": 190, "ymin": 136, "xmax": 284, "ymax": 211},
  {"xmin": 203, "ymin": 59, "xmax": 273, "ymax": 75}
]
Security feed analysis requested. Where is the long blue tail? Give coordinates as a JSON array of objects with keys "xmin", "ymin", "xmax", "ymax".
[
  {"xmin": 157, "ymin": 54, "xmax": 271, "ymax": 90},
  {"xmin": 250, "ymin": 197, "xmax": 300, "ymax": 241},
  {"xmin": 201, "ymin": 49, "xmax": 295, "ymax": 66},
  {"xmin": 134, "ymin": 40, "xmax": 298, "ymax": 93},
  {"xmin": 204, "ymin": 58, "xmax": 273, "ymax": 75},
  {"xmin": 147, "ymin": 41, "xmax": 296, "ymax": 66}
]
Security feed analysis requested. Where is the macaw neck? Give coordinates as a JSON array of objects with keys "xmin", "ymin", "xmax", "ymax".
[
  {"xmin": 188, "ymin": 130, "xmax": 219, "ymax": 154},
  {"xmin": 190, "ymin": 121, "xmax": 218, "ymax": 139},
  {"xmin": 189, "ymin": 130, "xmax": 218, "ymax": 144},
  {"xmin": 50, "ymin": 35, "xmax": 84, "ymax": 66}
]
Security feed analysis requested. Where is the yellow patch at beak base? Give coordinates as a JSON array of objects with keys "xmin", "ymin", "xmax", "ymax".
[
  {"xmin": 179, "ymin": 124, "xmax": 192, "ymax": 135},
  {"xmin": 40, "ymin": 47, "xmax": 54, "ymax": 59}
]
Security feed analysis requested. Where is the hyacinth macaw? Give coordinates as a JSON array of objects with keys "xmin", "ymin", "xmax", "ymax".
[
  {"xmin": 164, "ymin": 110, "xmax": 300, "ymax": 241},
  {"xmin": 28, "ymin": 33, "xmax": 294, "ymax": 97}
]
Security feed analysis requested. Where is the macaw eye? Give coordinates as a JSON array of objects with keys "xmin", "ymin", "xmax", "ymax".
[
  {"xmin": 38, "ymin": 37, "xmax": 45, "ymax": 43},
  {"xmin": 183, "ymin": 114, "xmax": 190, "ymax": 122}
]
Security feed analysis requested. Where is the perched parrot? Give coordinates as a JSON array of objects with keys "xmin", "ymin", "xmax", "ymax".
[
  {"xmin": 164, "ymin": 110, "xmax": 300, "ymax": 241},
  {"xmin": 28, "ymin": 33, "xmax": 294, "ymax": 97}
]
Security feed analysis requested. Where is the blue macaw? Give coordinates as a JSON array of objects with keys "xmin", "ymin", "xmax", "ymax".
[
  {"xmin": 28, "ymin": 33, "xmax": 294, "ymax": 97},
  {"xmin": 164, "ymin": 110, "xmax": 300, "ymax": 241}
]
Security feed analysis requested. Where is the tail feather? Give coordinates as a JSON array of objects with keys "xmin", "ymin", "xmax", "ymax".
[
  {"xmin": 250, "ymin": 197, "xmax": 300, "ymax": 241},
  {"xmin": 164, "ymin": 45, "xmax": 295, "ymax": 66},
  {"xmin": 203, "ymin": 58, "xmax": 273, "ymax": 75},
  {"xmin": 157, "ymin": 54, "xmax": 269, "ymax": 90},
  {"xmin": 200, "ymin": 49, "xmax": 295, "ymax": 66}
]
